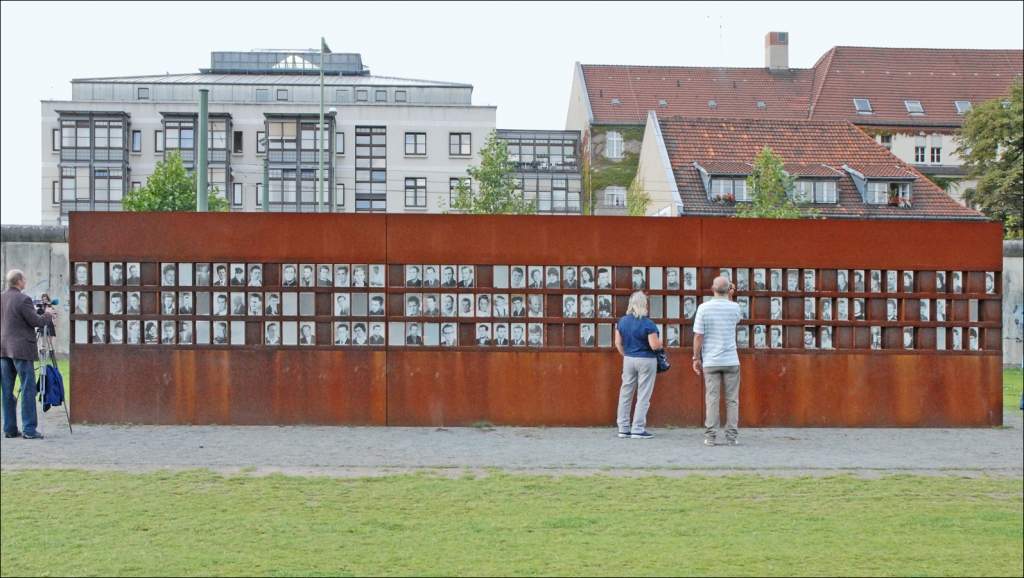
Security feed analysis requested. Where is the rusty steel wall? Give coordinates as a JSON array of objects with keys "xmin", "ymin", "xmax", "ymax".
[{"xmin": 68, "ymin": 213, "xmax": 1005, "ymax": 427}]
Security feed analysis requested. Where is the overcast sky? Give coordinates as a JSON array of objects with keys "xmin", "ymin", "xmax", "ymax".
[{"xmin": 2, "ymin": 1, "xmax": 1021, "ymax": 224}]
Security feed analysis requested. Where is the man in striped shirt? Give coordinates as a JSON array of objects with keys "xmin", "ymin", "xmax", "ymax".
[{"xmin": 693, "ymin": 276, "xmax": 742, "ymax": 446}]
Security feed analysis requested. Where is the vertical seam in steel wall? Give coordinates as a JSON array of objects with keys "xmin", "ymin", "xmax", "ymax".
[{"xmin": 385, "ymin": 215, "xmax": 390, "ymax": 425}]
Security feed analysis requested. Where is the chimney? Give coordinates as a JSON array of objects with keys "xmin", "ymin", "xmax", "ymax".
[{"xmin": 765, "ymin": 31, "xmax": 789, "ymax": 70}]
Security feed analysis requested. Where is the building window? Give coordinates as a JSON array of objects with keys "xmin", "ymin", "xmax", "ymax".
[
  {"xmin": 335, "ymin": 182, "xmax": 344, "ymax": 207},
  {"xmin": 256, "ymin": 131, "xmax": 266, "ymax": 154},
  {"xmin": 606, "ymin": 131, "xmax": 623, "ymax": 158},
  {"xmin": 255, "ymin": 184, "xmax": 263, "ymax": 207},
  {"xmin": 335, "ymin": 132, "xmax": 344, "ymax": 155},
  {"xmin": 137, "ymin": 87, "xmax": 149, "ymax": 100},
  {"xmin": 450, "ymin": 177, "xmax": 470, "ymax": 205},
  {"xmin": 405, "ymin": 133, "xmax": 426, "ymax": 155},
  {"xmin": 62, "ymin": 120, "xmax": 89, "ymax": 150},
  {"xmin": 131, "ymin": 130, "xmax": 142, "ymax": 153},
  {"xmin": 710, "ymin": 178, "xmax": 748, "ymax": 201},
  {"xmin": 52, "ymin": 181, "xmax": 60, "ymax": 204},
  {"xmin": 61, "ymin": 166, "xmax": 89, "ymax": 202},
  {"xmin": 355, "ymin": 126, "xmax": 386, "ymax": 211},
  {"xmin": 853, "ymin": 99, "xmax": 872, "ymax": 113},
  {"xmin": 52, "ymin": 128, "xmax": 60, "ymax": 151},
  {"xmin": 94, "ymin": 120, "xmax": 124, "ymax": 149},
  {"xmin": 209, "ymin": 121, "xmax": 227, "ymax": 151},
  {"xmin": 449, "ymin": 133, "xmax": 471, "ymax": 156},
  {"xmin": 815, "ymin": 181, "xmax": 837, "ymax": 203},
  {"xmin": 955, "ymin": 101, "xmax": 972, "ymax": 114},
  {"xmin": 232, "ymin": 183, "xmax": 244, "ymax": 206},
  {"xmin": 356, "ymin": 90, "xmax": 368, "ymax": 102},
  {"xmin": 94, "ymin": 168, "xmax": 124, "ymax": 202},
  {"xmin": 904, "ymin": 100, "xmax": 924, "ymax": 115},
  {"xmin": 375, "ymin": 90, "xmax": 387, "ymax": 102},
  {"xmin": 914, "ymin": 146, "xmax": 926, "ymax": 163},
  {"xmin": 155, "ymin": 130, "xmax": 164, "ymax": 152},
  {"xmin": 792, "ymin": 180, "xmax": 813, "ymax": 203},
  {"xmin": 208, "ymin": 167, "xmax": 226, "ymax": 198},
  {"xmin": 880, "ymin": 134, "xmax": 892, "ymax": 149},
  {"xmin": 300, "ymin": 122, "xmax": 328, "ymax": 153},
  {"xmin": 605, "ymin": 185, "xmax": 626, "ymax": 206},
  {"xmin": 267, "ymin": 121, "xmax": 296, "ymax": 154},
  {"xmin": 866, "ymin": 182, "xmax": 910, "ymax": 205},
  {"xmin": 405, "ymin": 177, "xmax": 427, "ymax": 207},
  {"xmin": 256, "ymin": 89, "xmax": 269, "ymax": 102},
  {"xmin": 931, "ymin": 147, "xmax": 941, "ymax": 163},
  {"xmin": 276, "ymin": 89, "xmax": 288, "ymax": 101},
  {"xmin": 395, "ymin": 90, "xmax": 407, "ymax": 102},
  {"xmin": 233, "ymin": 130, "xmax": 244, "ymax": 154},
  {"xmin": 164, "ymin": 120, "xmax": 195, "ymax": 160},
  {"xmin": 132, "ymin": 182, "xmax": 141, "ymax": 191}
]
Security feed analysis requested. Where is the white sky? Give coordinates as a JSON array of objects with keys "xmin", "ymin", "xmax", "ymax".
[{"xmin": 2, "ymin": 1, "xmax": 1021, "ymax": 224}]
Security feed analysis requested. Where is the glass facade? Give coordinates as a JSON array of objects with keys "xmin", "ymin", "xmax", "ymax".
[{"xmin": 497, "ymin": 130, "xmax": 582, "ymax": 215}]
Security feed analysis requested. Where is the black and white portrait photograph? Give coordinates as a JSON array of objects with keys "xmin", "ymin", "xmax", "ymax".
[
  {"xmin": 836, "ymin": 270, "xmax": 849, "ymax": 292},
  {"xmin": 398, "ymin": 293, "xmax": 419, "ymax": 317},
  {"xmin": 580, "ymin": 323, "xmax": 597, "ymax": 347},
  {"xmin": 109, "ymin": 292, "xmax": 124, "ymax": 315},
  {"xmin": 491, "ymin": 294, "xmax": 508, "ymax": 317},
  {"xmin": 213, "ymin": 293, "xmax": 229, "ymax": 316},
  {"xmin": 459, "ymin": 294, "xmax": 474, "ymax": 317},
  {"xmin": 230, "ymin": 264, "xmax": 247, "ymax": 287},
  {"xmin": 870, "ymin": 326, "xmax": 882, "ymax": 350},
  {"xmin": 803, "ymin": 269, "xmax": 815, "ymax": 292},
  {"xmin": 475, "ymin": 294, "xmax": 491, "ymax": 317},
  {"xmin": 969, "ymin": 327, "xmax": 979, "ymax": 350},
  {"xmin": 919, "ymin": 299, "xmax": 930, "ymax": 322},
  {"xmin": 770, "ymin": 325, "xmax": 783, "ymax": 349},
  {"xmin": 231, "ymin": 292, "xmax": 246, "ymax": 315},
  {"xmin": 369, "ymin": 294, "xmax": 386, "ymax": 316},
  {"xmin": 299, "ymin": 322, "xmax": 315, "ymax": 345},
  {"xmin": 738, "ymin": 296, "xmax": 749, "ymax": 320},
  {"xmin": 213, "ymin": 264, "xmax": 229, "ymax": 287},
  {"xmin": 492, "ymin": 323, "xmax": 509, "ymax": 346},
  {"xmin": 666, "ymin": 324, "xmax": 681, "ymax": 347},
  {"xmin": 952, "ymin": 327, "xmax": 962, "ymax": 350},
  {"xmin": 266, "ymin": 322, "xmax": 289, "ymax": 346},
  {"xmin": 886, "ymin": 270, "xmax": 897, "ymax": 293},
  {"xmin": 770, "ymin": 269, "xmax": 783, "ymax": 292},
  {"xmin": 369, "ymin": 265, "xmax": 386, "ymax": 288},
  {"xmin": 144, "ymin": 320, "xmax": 159, "ymax": 345},
  {"xmin": 853, "ymin": 298, "xmax": 865, "ymax": 321},
  {"xmin": 886, "ymin": 298, "xmax": 898, "ymax": 322},
  {"xmin": 562, "ymin": 295, "xmax": 577, "ymax": 318},
  {"xmin": 92, "ymin": 291, "xmax": 106, "ymax": 314},
  {"xmin": 736, "ymin": 268, "xmax": 749, "ymax": 292},
  {"xmin": 127, "ymin": 320, "xmax": 141, "ymax": 344},
  {"xmin": 870, "ymin": 270, "xmax": 882, "ymax": 293},
  {"xmin": 837, "ymin": 298, "xmax": 848, "ymax": 321},
  {"xmin": 770, "ymin": 297, "xmax": 782, "ymax": 320},
  {"xmin": 441, "ymin": 295, "xmax": 457, "ymax": 317},
  {"xmin": 683, "ymin": 296, "xmax": 697, "ymax": 319},
  {"xmin": 853, "ymin": 270, "xmax": 864, "ymax": 293},
  {"xmin": 195, "ymin": 263, "xmax": 211, "ymax": 286},
  {"xmin": 510, "ymin": 295, "xmax": 527, "ymax": 317},
  {"xmin": 74, "ymin": 291, "xmax": 88, "ymax": 314},
  {"xmin": 420, "ymin": 265, "xmax": 440, "ymax": 288},
  {"xmin": 557, "ymin": 266, "xmax": 576, "ymax": 289},
  {"xmin": 936, "ymin": 271, "xmax": 947, "ymax": 293},
  {"xmin": 406, "ymin": 322, "xmax": 423, "ymax": 345},
  {"xmin": 109, "ymin": 320, "xmax": 123, "ymax": 344},
  {"xmin": 109, "ymin": 263, "xmax": 124, "ymax": 286},
  {"xmin": 351, "ymin": 265, "xmax": 368, "ymax": 287},
  {"xmin": 179, "ymin": 321, "xmax": 193, "ymax": 345},
  {"xmin": 475, "ymin": 323, "xmax": 492, "ymax": 346},
  {"xmin": 528, "ymin": 266, "xmax": 544, "ymax": 289},
  {"xmin": 179, "ymin": 292, "xmax": 194, "ymax": 315},
  {"xmin": 440, "ymin": 322, "xmax": 458, "ymax": 346},
  {"xmin": 74, "ymin": 263, "xmax": 89, "ymax": 286},
  {"xmin": 126, "ymin": 292, "xmax": 141, "ymax": 315},
  {"xmin": 527, "ymin": 295, "xmax": 544, "ymax": 318},
  {"xmin": 786, "ymin": 269, "xmax": 799, "ymax": 292},
  {"xmin": 903, "ymin": 327, "xmax": 914, "ymax": 350},
  {"xmin": 753, "ymin": 325, "xmax": 766, "ymax": 348},
  {"xmin": 528, "ymin": 323, "xmax": 544, "ymax": 346},
  {"xmin": 752, "ymin": 269, "xmax": 766, "ymax": 291},
  {"xmin": 405, "ymin": 265, "xmax": 423, "ymax": 287},
  {"xmin": 458, "ymin": 265, "xmax": 475, "ymax": 288},
  {"xmin": 423, "ymin": 294, "xmax": 441, "ymax": 316},
  {"xmin": 951, "ymin": 271, "xmax": 963, "ymax": 294},
  {"xmin": 349, "ymin": 322, "xmax": 367, "ymax": 345},
  {"xmin": 579, "ymin": 295, "xmax": 596, "ymax": 318},
  {"xmin": 632, "ymin": 267, "xmax": 646, "ymax": 290},
  {"xmin": 510, "ymin": 323, "xmax": 527, "ymax": 346},
  {"xmin": 334, "ymin": 264, "xmax": 350, "ymax": 288},
  {"xmin": 597, "ymin": 267, "xmax": 613, "ymax": 290},
  {"xmin": 803, "ymin": 327, "xmax": 815, "ymax": 349},
  {"xmin": 440, "ymin": 266, "xmax": 458, "ymax": 288},
  {"xmin": 820, "ymin": 326, "xmax": 833, "ymax": 350},
  {"xmin": 261, "ymin": 292, "xmax": 279, "ymax": 315},
  {"xmin": 579, "ymin": 266, "xmax": 596, "ymax": 290},
  {"xmin": 666, "ymin": 268, "xmax": 680, "ymax": 290},
  {"xmin": 177, "ymin": 263, "xmax": 192, "ymax": 287},
  {"xmin": 507, "ymin": 266, "xmax": 525, "ymax": 289},
  {"xmin": 936, "ymin": 299, "xmax": 946, "ymax": 322},
  {"xmin": 161, "ymin": 292, "xmax": 177, "ymax": 315},
  {"xmin": 985, "ymin": 272, "xmax": 996, "ymax": 294},
  {"xmin": 161, "ymin": 263, "xmax": 177, "ymax": 287},
  {"xmin": 903, "ymin": 271, "xmax": 914, "ymax": 293},
  {"xmin": 597, "ymin": 295, "xmax": 613, "ymax": 318},
  {"xmin": 213, "ymin": 321, "xmax": 229, "ymax": 345},
  {"xmin": 820, "ymin": 298, "xmax": 832, "ymax": 321},
  {"xmin": 330, "ymin": 322, "xmax": 348, "ymax": 345},
  {"xmin": 161, "ymin": 320, "xmax": 176, "ymax": 344},
  {"xmin": 91, "ymin": 320, "xmax": 106, "ymax": 344},
  {"xmin": 719, "ymin": 268, "xmax": 732, "ymax": 284},
  {"xmin": 247, "ymin": 293, "xmax": 262, "ymax": 316},
  {"xmin": 298, "ymin": 264, "xmax": 314, "ymax": 287},
  {"xmin": 126, "ymin": 263, "xmax": 141, "ymax": 286},
  {"xmin": 736, "ymin": 325, "xmax": 749, "ymax": 348}
]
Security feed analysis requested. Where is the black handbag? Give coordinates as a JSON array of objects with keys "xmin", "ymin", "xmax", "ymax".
[{"xmin": 655, "ymin": 348, "xmax": 670, "ymax": 373}]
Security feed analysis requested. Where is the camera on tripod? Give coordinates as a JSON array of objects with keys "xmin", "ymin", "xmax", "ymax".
[{"xmin": 33, "ymin": 298, "xmax": 58, "ymax": 315}]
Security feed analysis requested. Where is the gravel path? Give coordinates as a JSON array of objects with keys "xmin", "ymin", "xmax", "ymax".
[{"xmin": 3, "ymin": 407, "xmax": 1021, "ymax": 477}]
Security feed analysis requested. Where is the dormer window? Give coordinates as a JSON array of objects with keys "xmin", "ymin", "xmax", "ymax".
[
  {"xmin": 955, "ymin": 101, "xmax": 972, "ymax": 114},
  {"xmin": 792, "ymin": 180, "xmax": 837, "ymax": 204},
  {"xmin": 710, "ymin": 179, "xmax": 750, "ymax": 202},
  {"xmin": 904, "ymin": 100, "xmax": 925, "ymax": 115},
  {"xmin": 853, "ymin": 99, "xmax": 872, "ymax": 114},
  {"xmin": 866, "ymin": 182, "xmax": 911, "ymax": 205}
]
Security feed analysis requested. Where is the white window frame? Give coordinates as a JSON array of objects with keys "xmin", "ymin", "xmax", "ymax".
[
  {"xmin": 866, "ymin": 182, "xmax": 888, "ymax": 204},
  {"xmin": 605, "ymin": 185, "xmax": 626, "ymax": 206},
  {"xmin": 880, "ymin": 134, "xmax": 892, "ymax": 149},
  {"xmin": 255, "ymin": 184, "xmax": 263, "ymax": 207},
  {"xmin": 232, "ymin": 183, "xmax": 244, "ymax": 206},
  {"xmin": 606, "ymin": 131, "xmax": 623, "ymax": 158},
  {"xmin": 791, "ymin": 180, "xmax": 813, "ymax": 203},
  {"xmin": 914, "ymin": 146, "xmax": 926, "ymax": 163},
  {"xmin": 814, "ymin": 181, "xmax": 837, "ymax": 204},
  {"xmin": 931, "ymin": 147, "xmax": 941, "ymax": 163}
]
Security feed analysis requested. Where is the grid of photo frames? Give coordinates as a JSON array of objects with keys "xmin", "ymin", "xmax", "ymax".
[{"xmin": 70, "ymin": 262, "xmax": 1001, "ymax": 351}]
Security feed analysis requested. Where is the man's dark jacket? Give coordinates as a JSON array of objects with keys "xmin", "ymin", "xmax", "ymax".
[{"xmin": 1, "ymin": 288, "xmax": 52, "ymax": 361}]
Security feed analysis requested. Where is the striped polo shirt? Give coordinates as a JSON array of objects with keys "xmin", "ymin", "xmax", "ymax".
[{"xmin": 693, "ymin": 297, "xmax": 742, "ymax": 367}]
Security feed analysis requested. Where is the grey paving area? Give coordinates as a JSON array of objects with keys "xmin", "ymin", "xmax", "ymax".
[{"xmin": 2, "ymin": 407, "xmax": 1022, "ymax": 477}]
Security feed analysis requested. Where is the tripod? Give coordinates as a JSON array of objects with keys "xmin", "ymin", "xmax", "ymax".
[{"xmin": 36, "ymin": 326, "xmax": 72, "ymax": 434}]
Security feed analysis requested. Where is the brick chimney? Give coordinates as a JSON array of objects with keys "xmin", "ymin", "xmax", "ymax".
[{"xmin": 765, "ymin": 32, "xmax": 789, "ymax": 70}]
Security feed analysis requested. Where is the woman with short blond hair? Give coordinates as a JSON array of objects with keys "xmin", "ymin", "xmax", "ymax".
[{"xmin": 614, "ymin": 291, "xmax": 662, "ymax": 439}]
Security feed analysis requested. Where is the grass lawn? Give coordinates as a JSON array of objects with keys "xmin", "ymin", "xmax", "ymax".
[
  {"xmin": 1005, "ymin": 368, "xmax": 1023, "ymax": 411},
  {"xmin": 2, "ymin": 470, "xmax": 1021, "ymax": 576}
]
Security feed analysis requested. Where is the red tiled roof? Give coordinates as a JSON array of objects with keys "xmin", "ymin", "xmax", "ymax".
[
  {"xmin": 783, "ymin": 163, "xmax": 843, "ymax": 177},
  {"xmin": 656, "ymin": 117, "xmax": 985, "ymax": 220},
  {"xmin": 581, "ymin": 48, "xmax": 1022, "ymax": 128},
  {"xmin": 699, "ymin": 161, "xmax": 752, "ymax": 175},
  {"xmin": 844, "ymin": 164, "xmax": 918, "ymax": 179}
]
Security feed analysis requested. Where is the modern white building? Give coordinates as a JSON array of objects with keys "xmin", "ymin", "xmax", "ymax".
[{"xmin": 40, "ymin": 49, "xmax": 501, "ymax": 224}]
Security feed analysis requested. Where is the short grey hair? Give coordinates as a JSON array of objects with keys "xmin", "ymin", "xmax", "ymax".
[
  {"xmin": 626, "ymin": 291, "xmax": 648, "ymax": 318},
  {"xmin": 5, "ymin": 269, "xmax": 25, "ymax": 289},
  {"xmin": 712, "ymin": 276, "xmax": 731, "ymax": 295}
]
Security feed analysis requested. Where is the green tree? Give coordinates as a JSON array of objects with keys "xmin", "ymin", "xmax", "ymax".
[
  {"xmin": 122, "ymin": 151, "xmax": 229, "ymax": 212},
  {"xmin": 445, "ymin": 130, "xmax": 536, "ymax": 214},
  {"xmin": 626, "ymin": 175, "xmax": 652, "ymax": 216},
  {"xmin": 954, "ymin": 78, "xmax": 1023, "ymax": 238},
  {"xmin": 735, "ymin": 146, "xmax": 818, "ymax": 219}
]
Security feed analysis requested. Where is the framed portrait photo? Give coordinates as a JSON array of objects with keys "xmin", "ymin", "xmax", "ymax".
[
  {"xmin": 332, "ymin": 322, "xmax": 349, "ymax": 346},
  {"xmin": 736, "ymin": 268, "xmax": 749, "ymax": 292},
  {"xmin": 265, "ymin": 322, "xmax": 282, "ymax": 345},
  {"xmin": 213, "ymin": 263, "xmax": 229, "ymax": 287}
]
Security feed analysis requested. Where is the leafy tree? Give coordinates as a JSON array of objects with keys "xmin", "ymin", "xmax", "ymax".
[
  {"xmin": 122, "ymin": 151, "xmax": 229, "ymax": 212},
  {"xmin": 735, "ymin": 146, "xmax": 818, "ymax": 219},
  {"xmin": 445, "ymin": 130, "xmax": 536, "ymax": 215},
  {"xmin": 626, "ymin": 175, "xmax": 652, "ymax": 216},
  {"xmin": 954, "ymin": 78, "xmax": 1023, "ymax": 238}
]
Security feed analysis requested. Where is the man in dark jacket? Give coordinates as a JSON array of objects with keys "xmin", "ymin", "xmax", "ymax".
[{"xmin": 2, "ymin": 270, "xmax": 54, "ymax": 439}]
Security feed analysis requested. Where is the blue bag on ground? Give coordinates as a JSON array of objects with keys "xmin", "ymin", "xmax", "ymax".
[{"xmin": 38, "ymin": 364, "xmax": 65, "ymax": 412}]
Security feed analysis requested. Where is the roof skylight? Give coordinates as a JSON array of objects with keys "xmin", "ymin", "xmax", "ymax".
[
  {"xmin": 611, "ymin": 98, "xmax": 620, "ymax": 105},
  {"xmin": 658, "ymin": 99, "xmax": 667, "ymax": 106},
  {"xmin": 904, "ymin": 100, "xmax": 925, "ymax": 115},
  {"xmin": 954, "ymin": 101, "xmax": 972, "ymax": 114},
  {"xmin": 853, "ymin": 99, "xmax": 872, "ymax": 113},
  {"xmin": 708, "ymin": 100, "xmax": 717, "ymax": 108}
]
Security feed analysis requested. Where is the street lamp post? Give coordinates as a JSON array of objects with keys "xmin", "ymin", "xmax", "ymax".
[{"xmin": 319, "ymin": 38, "xmax": 331, "ymax": 213}]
